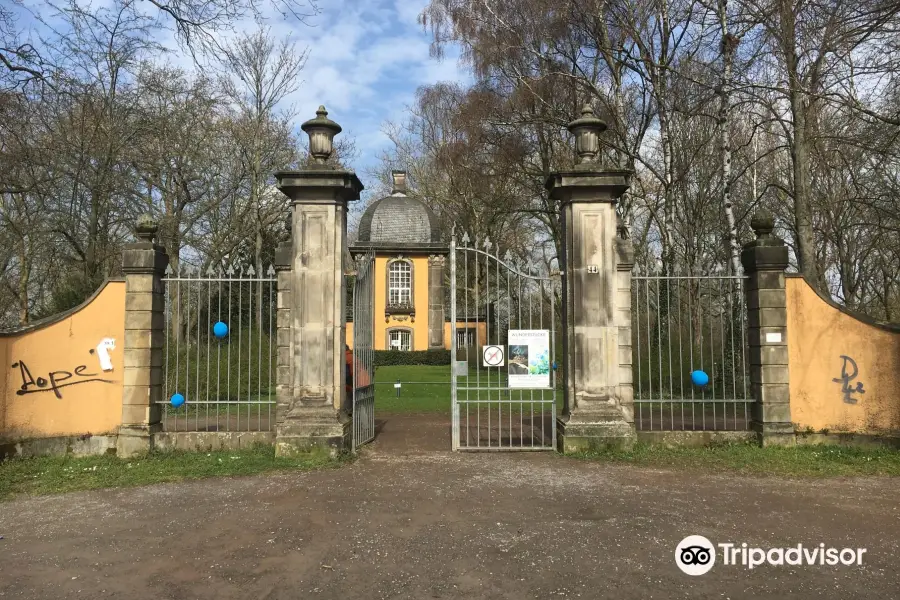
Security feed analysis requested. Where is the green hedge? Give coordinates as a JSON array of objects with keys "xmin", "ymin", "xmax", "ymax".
[{"xmin": 373, "ymin": 349, "xmax": 451, "ymax": 366}]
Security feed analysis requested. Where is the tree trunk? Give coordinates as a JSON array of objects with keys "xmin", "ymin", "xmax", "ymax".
[
  {"xmin": 781, "ymin": 0, "xmax": 820, "ymax": 287},
  {"xmin": 17, "ymin": 244, "xmax": 30, "ymax": 325},
  {"xmin": 718, "ymin": 0, "xmax": 742, "ymax": 276}
]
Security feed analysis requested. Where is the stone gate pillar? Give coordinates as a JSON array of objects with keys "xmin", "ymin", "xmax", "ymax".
[
  {"xmin": 428, "ymin": 255, "xmax": 446, "ymax": 349},
  {"xmin": 741, "ymin": 212, "xmax": 793, "ymax": 446},
  {"xmin": 118, "ymin": 215, "xmax": 169, "ymax": 457},
  {"xmin": 547, "ymin": 105, "xmax": 636, "ymax": 452},
  {"xmin": 273, "ymin": 106, "xmax": 363, "ymax": 456}
]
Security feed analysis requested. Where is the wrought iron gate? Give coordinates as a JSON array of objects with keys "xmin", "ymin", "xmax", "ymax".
[
  {"xmin": 351, "ymin": 250, "xmax": 375, "ymax": 451},
  {"xmin": 450, "ymin": 233, "xmax": 559, "ymax": 451}
]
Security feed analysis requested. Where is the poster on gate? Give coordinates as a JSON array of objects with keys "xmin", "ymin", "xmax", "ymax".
[{"xmin": 507, "ymin": 329, "xmax": 551, "ymax": 388}]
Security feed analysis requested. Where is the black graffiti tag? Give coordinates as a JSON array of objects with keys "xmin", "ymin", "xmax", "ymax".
[
  {"xmin": 832, "ymin": 355, "xmax": 865, "ymax": 405},
  {"xmin": 11, "ymin": 355, "xmax": 113, "ymax": 399}
]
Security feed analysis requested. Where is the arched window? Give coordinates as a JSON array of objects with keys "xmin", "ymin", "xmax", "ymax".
[{"xmin": 388, "ymin": 260, "xmax": 412, "ymax": 307}]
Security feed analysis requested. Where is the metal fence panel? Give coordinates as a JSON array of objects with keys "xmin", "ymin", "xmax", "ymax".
[
  {"xmin": 631, "ymin": 272, "xmax": 751, "ymax": 431},
  {"xmin": 161, "ymin": 263, "xmax": 277, "ymax": 432}
]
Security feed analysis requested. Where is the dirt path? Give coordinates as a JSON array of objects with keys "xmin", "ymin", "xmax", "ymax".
[{"xmin": 0, "ymin": 415, "xmax": 897, "ymax": 599}]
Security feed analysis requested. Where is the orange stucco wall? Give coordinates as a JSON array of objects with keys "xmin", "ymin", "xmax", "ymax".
[
  {"xmin": 372, "ymin": 255, "xmax": 431, "ymax": 350},
  {"xmin": 0, "ymin": 280, "xmax": 125, "ymax": 441},
  {"xmin": 343, "ymin": 253, "xmax": 487, "ymax": 353},
  {"xmin": 346, "ymin": 321, "xmax": 486, "ymax": 351},
  {"xmin": 443, "ymin": 322, "xmax": 487, "ymax": 350},
  {"xmin": 787, "ymin": 277, "xmax": 900, "ymax": 433}
]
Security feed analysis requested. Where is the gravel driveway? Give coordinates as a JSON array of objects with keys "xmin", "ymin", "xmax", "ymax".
[{"xmin": 0, "ymin": 415, "xmax": 896, "ymax": 599}]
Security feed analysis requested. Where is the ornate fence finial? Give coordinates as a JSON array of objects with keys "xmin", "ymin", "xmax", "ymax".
[
  {"xmin": 567, "ymin": 104, "xmax": 607, "ymax": 166},
  {"xmin": 301, "ymin": 105, "xmax": 342, "ymax": 165},
  {"xmin": 134, "ymin": 214, "xmax": 158, "ymax": 244}
]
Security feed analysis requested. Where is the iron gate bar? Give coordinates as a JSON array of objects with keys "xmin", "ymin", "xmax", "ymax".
[
  {"xmin": 451, "ymin": 233, "xmax": 558, "ymax": 451},
  {"xmin": 352, "ymin": 249, "xmax": 376, "ymax": 451}
]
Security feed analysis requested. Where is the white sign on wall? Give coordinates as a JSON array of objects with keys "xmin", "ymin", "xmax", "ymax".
[
  {"xmin": 507, "ymin": 330, "xmax": 551, "ymax": 389},
  {"xmin": 96, "ymin": 338, "xmax": 116, "ymax": 371}
]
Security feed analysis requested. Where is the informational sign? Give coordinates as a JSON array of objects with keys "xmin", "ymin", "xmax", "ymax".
[
  {"xmin": 482, "ymin": 345, "xmax": 505, "ymax": 367},
  {"xmin": 507, "ymin": 329, "xmax": 551, "ymax": 388}
]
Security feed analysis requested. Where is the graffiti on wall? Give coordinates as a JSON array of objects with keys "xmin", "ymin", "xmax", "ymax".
[
  {"xmin": 832, "ymin": 355, "xmax": 866, "ymax": 405},
  {"xmin": 10, "ymin": 338, "xmax": 116, "ymax": 399}
]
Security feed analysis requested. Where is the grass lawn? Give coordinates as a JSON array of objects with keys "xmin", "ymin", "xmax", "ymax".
[
  {"xmin": 575, "ymin": 443, "xmax": 900, "ymax": 477},
  {"xmin": 372, "ymin": 364, "xmax": 563, "ymax": 414},
  {"xmin": 0, "ymin": 445, "xmax": 343, "ymax": 502},
  {"xmin": 374, "ymin": 365, "xmax": 451, "ymax": 414}
]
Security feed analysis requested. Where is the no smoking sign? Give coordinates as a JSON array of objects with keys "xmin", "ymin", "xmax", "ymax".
[{"xmin": 482, "ymin": 345, "xmax": 505, "ymax": 367}]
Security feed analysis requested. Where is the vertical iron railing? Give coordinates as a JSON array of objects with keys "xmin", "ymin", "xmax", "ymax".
[
  {"xmin": 162, "ymin": 263, "xmax": 277, "ymax": 432},
  {"xmin": 352, "ymin": 250, "xmax": 376, "ymax": 450},
  {"xmin": 451, "ymin": 232, "xmax": 560, "ymax": 451},
  {"xmin": 631, "ymin": 270, "xmax": 751, "ymax": 431}
]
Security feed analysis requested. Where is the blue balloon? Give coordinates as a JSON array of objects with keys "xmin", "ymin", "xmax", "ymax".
[
  {"xmin": 213, "ymin": 321, "xmax": 229, "ymax": 338},
  {"xmin": 691, "ymin": 370, "xmax": 710, "ymax": 387},
  {"xmin": 170, "ymin": 393, "xmax": 185, "ymax": 408}
]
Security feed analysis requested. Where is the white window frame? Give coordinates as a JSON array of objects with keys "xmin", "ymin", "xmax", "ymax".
[
  {"xmin": 388, "ymin": 260, "xmax": 412, "ymax": 306},
  {"xmin": 388, "ymin": 329, "xmax": 412, "ymax": 351}
]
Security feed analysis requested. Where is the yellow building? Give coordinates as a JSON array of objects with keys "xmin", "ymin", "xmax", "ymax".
[{"xmin": 347, "ymin": 171, "xmax": 485, "ymax": 352}]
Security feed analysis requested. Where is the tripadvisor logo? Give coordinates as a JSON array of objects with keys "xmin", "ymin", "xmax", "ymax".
[
  {"xmin": 675, "ymin": 536, "xmax": 867, "ymax": 575},
  {"xmin": 676, "ymin": 535, "xmax": 716, "ymax": 575}
]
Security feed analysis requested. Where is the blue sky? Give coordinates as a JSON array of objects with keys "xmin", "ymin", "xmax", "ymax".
[
  {"xmin": 219, "ymin": 0, "xmax": 469, "ymax": 176},
  {"xmin": 282, "ymin": 1, "xmax": 466, "ymax": 157}
]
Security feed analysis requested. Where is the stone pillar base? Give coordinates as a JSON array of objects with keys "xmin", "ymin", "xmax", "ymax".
[
  {"xmin": 557, "ymin": 405, "xmax": 636, "ymax": 453},
  {"xmin": 117, "ymin": 424, "xmax": 162, "ymax": 458},
  {"xmin": 752, "ymin": 421, "xmax": 796, "ymax": 447},
  {"xmin": 275, "ymin": 409, "xmax": 349, "ymax": 457}
]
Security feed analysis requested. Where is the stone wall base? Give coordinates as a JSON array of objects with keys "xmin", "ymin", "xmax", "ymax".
[
  {"xmin": 794, "ymin": 431, "xmax": 900, "ymax": 449},
  {"xmin": 117, "ymin": 424, "xmax": 162, "ymax": 458},
  {"xmin": 153, "ymin": 431, "xmax": 274, "ymax": 452},
  {"xmin": 752, "ymin": 421, "xmax": 796, "ymax": 447},
  {"xmin": 0, "ymin": 434, "xmax": 118, "ymax": 460},
  {"xmin": 557, "ymin": 406, "xmax": 636, "ymax": 453},
  {"xmin": 276, "ymin": 410, "xmax": 349, "ymax": 457},
  {"xmin": 636, "ymin": 430, "xmax": 755, "ymax": 447}
]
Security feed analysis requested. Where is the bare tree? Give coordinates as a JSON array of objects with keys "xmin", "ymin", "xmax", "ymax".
[
  {"xmin": 1, "ymin": 0, "xmax": 319, "ymax": 87},
  {"xmin": 219, "ymin": 28, "xmax": 306, "ymax": 325}
]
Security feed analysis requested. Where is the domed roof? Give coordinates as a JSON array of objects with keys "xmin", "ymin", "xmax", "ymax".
[{"xmin": 352, "ymin": 171, "xmax": 446, "ymax": 252}]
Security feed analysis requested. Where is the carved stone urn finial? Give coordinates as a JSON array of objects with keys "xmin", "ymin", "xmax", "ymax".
[
  {"xmin": 751, "ymin": 210, "xmax": 775, "ymax": 240},
  {"xmin": 134, "ymin": 214, "xmax": 158, "ymax": 244},
  {"xmin": 567, "ymin": 104, "xmax": 608, "ymax": 165},
  {"xmin": 301, "ymin": 105, "xmax": 342, "ymax": 164}
]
